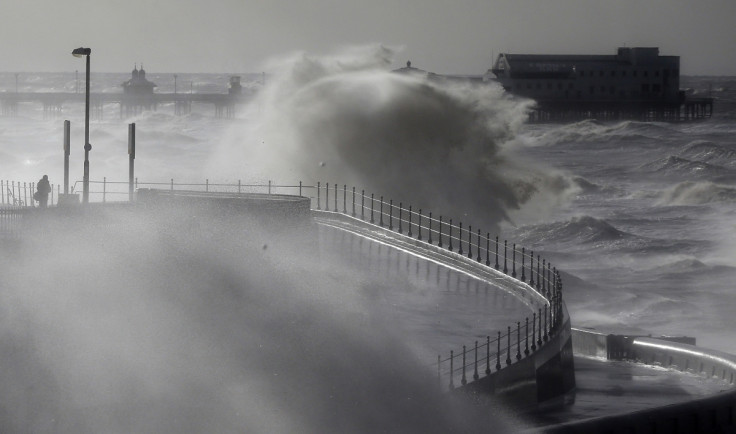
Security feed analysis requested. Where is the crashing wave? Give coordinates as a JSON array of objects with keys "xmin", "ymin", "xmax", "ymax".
[
  {"xmin": 658, "ymin": 181, "xmax": 736, "ymax": 205},
  {"xmin": 679, "ymin": 140, "xmax": 736, "ymax": 168}
]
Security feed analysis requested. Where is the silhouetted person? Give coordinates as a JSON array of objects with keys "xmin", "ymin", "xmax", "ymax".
[{"xmin": 36, "ymin": 175, "xmax": 51, "ymax": 208}]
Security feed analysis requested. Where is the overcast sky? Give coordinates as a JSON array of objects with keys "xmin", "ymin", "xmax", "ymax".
[{"xmin": 1, "ymin": 0, "xmax": 734, "ymax": 75}]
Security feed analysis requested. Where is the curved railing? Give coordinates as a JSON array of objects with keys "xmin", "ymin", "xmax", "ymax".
[
  {"xmin": 307, "ymin": 182, "xmax": 567, "ymax": 394},
  {"xmin": 2, "ymin": 178, "xmax": 569, "ymax": 395}
]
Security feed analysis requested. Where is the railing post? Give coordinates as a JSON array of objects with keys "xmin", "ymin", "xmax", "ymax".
[
  {"xmin": 496, "ymin": 331, "xmax": 502, "ymax": 371},
  {"xmin": 516, "ymin": 321, "xmax": 522, "ymax": 361},
  {"xmin": 398, "ymin": 202, "xmax": 402, "ymax": 233},
  {"xmin": 170, "ymin": 178, "xmax": 173, "ymax": 192},
  {"xmin": 485, "ymin": 232, "xmax": 491, "ymax": 266},
  {"xmin": 436, "ymin": 215, "xmax": 441, "ymax": 247},
  {"xmin": 389, "ymin": 199, "xmax": 393, "ymax": 230},
  {"xmin": 476, "ymin": 229, "xmax": 481, "ymax": 262},
  {"xmin": 547, "ymin": 262, "xmax": 552, "ymax": 299},
  {"xmin": 317, "ymin": 182, "xmax": 321, "ymax": 210},
  {"xmin": 379, "ymin": 196, "xmax": 384, "ymax": 226},
  {"xmin": 333, "ymin": 183, "xmax": 337, "ymax": 212},
  {"xmin": 206, "ymin": 178, "xmax": 209, "ymax": 192},
  {"xmin": 529, "ymin": 251, "xmax": 535, "ymax": 287},
  {"xmin": 521, "ymin": 247, "xmax": 526, "ymax": 282},
  {"xmin": 461, "ymin": 345, "xmax": 467, "ymax": 385},
  {"xmin": 417, "ymin": 209, "xmax": 422, "ymax": 240},
  {"xmin": 485, "ymin": 336, "xmax": 491, "ymax": 375},
  {"xmin": 467, "ymin": 225, "xmax": 473, "ymax": 259},
  {"xmin": 449, "ymin": 351, "xmax": 455, "ymax": 390},
  {"xmin": 494, "ymin": 236, "xmax": 499, "ymax": 270},
  {"xmin": 135, "ymin": 177, "xmax": 138, "ymax": 190},
  {"xmin": 343, "ymin": 184, "xmax": 347, "ymax": 213},
  {"xmin": 351, "ymin": 186, "xmax": 355, "ymax": 216},
  {"xmin": 538, "ymin": 309, "xmax": 543, "ymax": 346},
  {"xmin": 457, "ymin": 222, "xmax": 463, "ymax": 255},
  {"xmin": 524, "ymin": 318, "xmax": 530, "ymax": 356},
  {"xmin": 326, "ymin": 183, "xmax": 329, "ymax": 211},
  {"xmin": 532, "ymin": 313, "xmax": 537, "ymax": 351},
  {"xmin": 447, "ymin": 219, "xmax": 453, "ymax": 251},
  {"xmin": 503, "ymin": 240, "xmax": 508, "ymax": 274},
  {"xmin": 370, "ymin": 193, "xmax": 374, "ymax": 223},
  {"xmin": 473, "ymin": 341, "xmax": 479, "ymax": 381},
  {"xmin": 361, "ymin": 190, "xmax": 365, "ymax": 220},
  {"xmin": 512, "ymin": 244, "xmax": 517, "ymax": 278},
  {"xmin": 506, "ymin": 326, "xmax": 512, "ymax": 366},
  {"xmin": 407, "ymin": 206, "xmax": 412, "ymax": 237}
]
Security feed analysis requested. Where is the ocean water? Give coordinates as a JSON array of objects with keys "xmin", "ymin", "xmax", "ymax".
[
  {"xmin": 1, "ymin": 55, "xmax": 735, "ymax": 431},
  {"xmin": 2, "ymin": 69, "xmax": 735, "ymax": 354}
]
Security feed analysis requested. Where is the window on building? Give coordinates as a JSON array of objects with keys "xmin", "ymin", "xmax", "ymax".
[
  {"xmin": 557, "ymin": 83, "xmax": 563, "ymax": 90},
  {"xmin": 644, "ymin": 70, "xmax": 649, "ymax": 77},
  {"xmin": 589, "ymin": 86, "xmax": 595, "ymax": 94},
  {"xmin": 633, "ymin": 70, "xmax": 638, "ymax": 77},
  {"xmin": 599, "ymin": 71, "xmax": 604, "ymax": 77},
  {"xmin": 622, "ymin": 71, "xmax": 627, "ymax": 77},
  {"xmin": 611, "ymin": 71, "xmax": 616, "ymax": 77},
  {"xmin": 642, "ymin": 84, "xmax": 650, "ymax": 93},
  {"xmin": 653, "ymin": 84, "xmax": 661, "ymax": 93},
  {"xmin": 655, "ymin": 70, "xmax": 660, "ymax": 77}
]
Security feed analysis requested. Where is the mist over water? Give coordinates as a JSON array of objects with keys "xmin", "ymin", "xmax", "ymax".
[
  {"xmin": 2, "ymin": 52, "xmax": 736, "ymax": 431},
  {"xmin": 1, "ymin": 205, "xmax": 525, "ymax": 433}
]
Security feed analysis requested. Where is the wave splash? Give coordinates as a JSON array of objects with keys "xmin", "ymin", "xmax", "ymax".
[{"xmin": 210, "ymin": 45, "xmax": 553, "ymax": 229}]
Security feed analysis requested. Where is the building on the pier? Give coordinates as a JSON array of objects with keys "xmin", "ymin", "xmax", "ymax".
[
  {"xmin": 487, "ymin": 47, "xmax": 712, "ymax": 122},
  {"xmin": 121, "ymin": 65, "xmax": 157, "ymax": 115},
  {"xmin": 122, "ymin": 65, "xmax": 156, "ymax": 95}
]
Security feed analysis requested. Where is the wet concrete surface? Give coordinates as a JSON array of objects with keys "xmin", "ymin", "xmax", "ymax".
[{"xmin": 532, "ymin": 355, "xmax": 732, "ymax": 426}]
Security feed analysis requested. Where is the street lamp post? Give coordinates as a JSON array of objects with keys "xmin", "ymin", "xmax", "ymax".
[{"xmin": 72, "ymin": 47, "xmax": 91, "ymax": 204}]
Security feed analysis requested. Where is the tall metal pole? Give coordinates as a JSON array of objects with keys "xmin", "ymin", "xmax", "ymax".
[
  {"xmin": 128, "ymin": 123, "xmax": 135, "ymax": 201},
  {"xmin": 63, "ymin": 120, "xmax": 70, "ymax": 194},
  {"xmin": 83, "ymin": 53, "xmax": 91, "ymax": 204}
]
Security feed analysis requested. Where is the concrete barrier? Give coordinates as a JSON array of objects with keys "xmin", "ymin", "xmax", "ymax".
[{"xmin": 543, "ymin": 329, "xmax": 736, "ymax": 433}]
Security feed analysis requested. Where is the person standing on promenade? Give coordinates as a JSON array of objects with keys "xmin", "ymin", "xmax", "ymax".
[{"xmin": 35, "ymin": 175, "xmax": 51, "ymax": 208}]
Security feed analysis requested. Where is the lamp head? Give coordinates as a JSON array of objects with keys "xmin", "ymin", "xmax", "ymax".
[{"xmin": 72, "ymin": 47, "xmax": 91, "ymax": 57}]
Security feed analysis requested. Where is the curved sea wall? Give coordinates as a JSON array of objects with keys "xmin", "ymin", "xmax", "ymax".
[
  {"xmin": 313, "ymin": 206, "xmax": 576, "ymax": 411},
  {"xmin": 547, "ymin": 328, "xmax": 736, "ymax": 433}
]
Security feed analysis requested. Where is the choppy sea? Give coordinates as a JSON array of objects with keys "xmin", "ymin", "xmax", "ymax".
[{"xmin": 1, "ymin": 70, "xmax": 735, "ymax": 355}]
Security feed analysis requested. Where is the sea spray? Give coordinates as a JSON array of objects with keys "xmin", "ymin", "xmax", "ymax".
[{"xmin": 209, "ymin": 45, "xmax": 565, "ymax": 230}]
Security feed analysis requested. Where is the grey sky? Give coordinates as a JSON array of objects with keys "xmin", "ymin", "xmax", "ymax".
[{"xmin": 1, "ymin": 0, "xmax": 734, "ymax": 75}]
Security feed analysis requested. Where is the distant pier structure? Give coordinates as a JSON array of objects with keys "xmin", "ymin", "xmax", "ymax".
[
  {"xmin": 488, "ymin": 47, "xmax": 713, "ymax": 122},
  {"xmin": 0, "ymin": 68, "xmax": 251, "ymax": 119}
]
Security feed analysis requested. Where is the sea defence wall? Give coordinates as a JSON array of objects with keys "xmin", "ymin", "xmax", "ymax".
[
  {"xmin": 545, "ymin": 328, "xmax": 736, "ymax": 433},
  {"xmin": 1, "ymin": 180, "xmax": 577, "ymax": 411},
  {"xmin": 313, "ymin": 203, "xmax": 575, "ymax": 411}
]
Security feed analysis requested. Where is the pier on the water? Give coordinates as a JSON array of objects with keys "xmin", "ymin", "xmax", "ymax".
[
  {"xmin": 527, "ymin": 96, "xmax": 714, "ymax": 122},
  {"xmin": 0, "ymin": 91, "xmax": 249, "ymax": 119}
]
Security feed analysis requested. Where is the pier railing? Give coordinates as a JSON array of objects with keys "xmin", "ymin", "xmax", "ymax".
[{"xmin": 1, "ymin": 177, "xmax": 567, "ymax": 393}]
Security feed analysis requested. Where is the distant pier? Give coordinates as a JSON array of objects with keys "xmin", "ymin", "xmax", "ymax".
[{"xmin": 0, "ymin": 90, "xmax": 250, "ymax": 119}]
